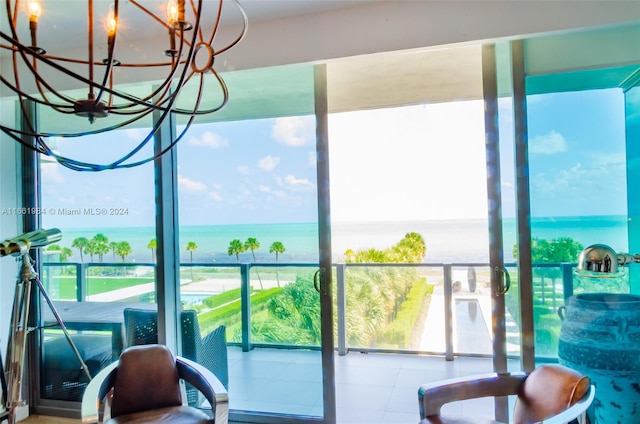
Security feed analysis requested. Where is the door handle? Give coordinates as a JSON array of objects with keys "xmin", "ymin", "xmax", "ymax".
[
  {"xmin": 313, "ymin": 269, "xmax": 322, "ymax": 293},
  {"xmin": 313, "ymin": 268, "xmax": 328, "ymax": 295},
  {"xmin": 495, "ymin": 266, "xmax": 510, "ymax": 296}
]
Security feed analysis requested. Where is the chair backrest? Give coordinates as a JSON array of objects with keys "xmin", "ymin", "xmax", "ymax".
[
  {"xmin": 513, "ymin": 364, "xmax": 591, "ymax": 424},
  {"xmin": 124, "ymin": 307, "xmax": 229, "ymax": 391},
  {"xmin": 109, "ymin": 344, "xmax": 183, "ymax": 418},
  {"xmin": 124, "ymin": 308, "xmax": 202, "ymax": 359}
]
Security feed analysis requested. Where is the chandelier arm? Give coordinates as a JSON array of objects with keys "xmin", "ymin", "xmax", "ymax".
[
  {"xmin": 164, "ymin": 65, "xmax": 228, "ymax": 116},
  {"xmin": 105, "ymin": 38, "xmax": 189, "ymax": 111},
  {"xmin": 1, "ymin": 13, "xmax": 79, "ymax": 107},
  {"xmin": 94, "ymin": 0, "xmax": 119, "ymax": 107},
  {"xmin": 0, "ymin": 126, "xmax": 51, "ymax": 156},
  {"xmin": 115, "ymin": 113, "xmax": 198, "ymax": 170},
  {"xmin": 214, "ymin": 0, "xmax": 248, "ymax": 56},
  {"xmin": 2, "ymin": 31, "xmax": 187, "ymax": 113},
  {"xmin": 106, "ymin": 67, "xmax": 196, "ymax": 168},
  {"xmin": 87, "ymin": 0, "xmax": 95, "ymax": 101},
  {"xmin": 190, "ymin": 0, "xmax": 208, "ymax": 44}
]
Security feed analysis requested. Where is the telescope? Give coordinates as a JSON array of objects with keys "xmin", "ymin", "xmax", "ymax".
[
  {"xmin": 0, "ymin": 227, "xmax": 89, "ymax": 424},
  {"xmin": 0, "ymin": 228, "xmax": 62, "ymax": 257}
]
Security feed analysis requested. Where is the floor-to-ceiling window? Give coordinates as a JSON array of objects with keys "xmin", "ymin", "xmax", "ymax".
[
  {"xmin": 324, "ymin": 44, "xmax": 512, "ymax": 422},
  {"xmin": 174, "ymin": 64, "xmax": 331, "ymax": 421},
  {"xmin": 37, "ymin": 116, "xmax": 156, "ymax": 408}
]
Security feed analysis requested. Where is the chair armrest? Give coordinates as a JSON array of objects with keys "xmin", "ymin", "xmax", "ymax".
[
  {"xmin": 540, "ymin": 384, "xmax": 595, "ymax": 424},
  {"xmin": 418, "ymin": 372, "xmax": 527, "ymax": 418},
  {"xmin": 80, "ymin": 361, "xmax": 119, "ymax": 424},
  {"xmin": 177, "ymin": 356, "xmax": 229, "ymax": 424}
]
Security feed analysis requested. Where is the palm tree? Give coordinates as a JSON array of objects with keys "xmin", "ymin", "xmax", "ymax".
[
  {"xmin": 186, "ymin": 241, "xmax": 198, "ymax": 281},
  {"xmin": 115, "ymin": 241, "xmax": 132, "ymax": 262},
  {"xmin": 45, "ymin": 244, "xmax": 73, "ymax": 262},
  {"xmin": 60, "ymin": 247, "xmax": 73, "ymax": 262},
  {"xmin": 71, "ymin": 237, "xmax": 89, "ymax": 262},
  {"xmin": 109, "ymin": 241, "xmax": 118, "ymax": 261},
  {"xmin": 147, "ymin": 238, "xmax": 157, "ymax": 262},
  {"xmin": 228, "ymin": 239, "xmax": 246, "ymax": 262},
  {"xmin": 84, "ymin": 240, "xmax": 97, "ymax": 262},
  {"xmin": 245, "ymin": 237, "xmax": 263, "ymax": 289},
  {"xmin": 269, "ymin": 241, "xmax": 286, "ymax": 287},
  {"xmin": 91, "ymin": 233, "xmax": 110, "ymax": 263}
]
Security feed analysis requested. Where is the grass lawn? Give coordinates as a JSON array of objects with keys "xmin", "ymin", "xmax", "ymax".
[{"xmin": 47, "ymin": 276, "xmax": 155, "ymax": 299}]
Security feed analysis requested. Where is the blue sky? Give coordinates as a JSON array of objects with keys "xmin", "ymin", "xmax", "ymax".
[{"xmin": 40, "ymin": 87, "xmax": 628, "ymax": 230}]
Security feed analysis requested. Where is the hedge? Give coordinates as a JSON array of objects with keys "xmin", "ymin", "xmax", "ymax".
[{"xmin": 377, "ymin": 279, "xmax": 432, "ymax": 348}]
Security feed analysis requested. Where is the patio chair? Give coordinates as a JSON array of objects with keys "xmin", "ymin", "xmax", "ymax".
[
  {"xmin": 418, "ymin": 364, "xmax": 594, "ymax": 424},
  {"xmin": 81, "ymin": 344, "xmax": 228, "ymax": 424},
  {"xmin": 123, "ymin": 308, "xmax": 228, "ymax": 405}
]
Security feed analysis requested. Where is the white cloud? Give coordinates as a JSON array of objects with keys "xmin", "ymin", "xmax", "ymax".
[
  {"xmin": 258, "ymin": 155, "xmax": 280, "ymax": 171},
  {"xmin": 529, "ymin": 131, "xmax": 568, "ymax": 155},
  {"xmin": 188, "ymin": 131, "xmax": 228, "ymax": 149},
  {"xmin": 178, "ymin": 174, "xmax": 207, "ymax": 192},
  {"xmin": 284, "ymin": 174, "xmax": 314, "ymax": 190},
  {"xmin": 258, "ymin": 185, "xmax": 271, "ymax": 193},
  {"xmin": 125, "ymin": 128, "xmax": 148, "ymax": 141},
  {"xmin": 237, "ymin": 165, "xmax": 250, "ymax": 175},
  {"xmin": 209, "ymin": 192, "xmax": 223, "ymax": 202},
  {"xmin": 308, "ymin": 151, "xmax": 316, "ymax": 167},
  {"xmin": 271, "ymin": 117, "xmax": 309, "ymax": 147},
  {"xmin": 41, "ymin": 162, "xmax": 64, "ymax": 183}
]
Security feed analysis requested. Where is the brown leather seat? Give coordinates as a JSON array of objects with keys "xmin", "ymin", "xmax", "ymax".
[
  {"xmin": 81, "ymin": 344, "xmax": 228, "ymax": 424},
  {"xmin": 418, "ymin": 364, "xmax": 594, "ymax": 424}
]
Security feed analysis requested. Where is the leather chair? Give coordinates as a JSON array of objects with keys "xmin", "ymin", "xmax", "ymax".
[
  {"xmin": 81, "ymin": 344, "xmax": 228, "ymax": 424},
  {"xmin": 418, "ymin": 364, "xmax": 594, "ymax": 424}
]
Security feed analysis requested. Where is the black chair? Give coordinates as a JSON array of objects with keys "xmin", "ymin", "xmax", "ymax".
[
  {"xmin": 123, "ymin": 308, "xmax": 228, "ymax": 405},
  {"xmin": 81, "ymin": 344, "xmax": 228, "ymax": 424}
]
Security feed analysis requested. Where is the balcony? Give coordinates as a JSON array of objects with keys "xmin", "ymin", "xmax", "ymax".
[{"xmin": 37, "ymin": 260, "xmax": 594, "ymax": 421}]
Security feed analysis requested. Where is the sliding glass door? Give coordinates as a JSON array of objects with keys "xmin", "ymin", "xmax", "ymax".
[{"xmin": 174, "ymin": 63, "xmax": 335, "ymax": 422}]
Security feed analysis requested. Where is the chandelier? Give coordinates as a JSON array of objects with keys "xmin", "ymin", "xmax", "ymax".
[{"xmin": 0, "ymin": 0, "xmax": 247, "ymax": 171}]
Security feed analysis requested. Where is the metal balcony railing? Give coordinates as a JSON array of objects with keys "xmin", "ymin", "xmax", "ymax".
[{"xmin": 41, "ymin": 261, "xmax": 583, "ymax": 359}]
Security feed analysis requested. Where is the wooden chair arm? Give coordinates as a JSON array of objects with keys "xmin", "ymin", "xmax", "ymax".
[
  {"xmin": 177, "ymin": 356, "xmax": 229, "ymax": 424},
  {"xmin": 80, "ymin": 361, "xmax": 119, "ymax": 424},
  {"xmin": 418, "ymin": 372, "xmax": 527, "ymax": 418},
  {"xmin": 539, "ymin": 384, "xmax": 595, "ymax": 424}
]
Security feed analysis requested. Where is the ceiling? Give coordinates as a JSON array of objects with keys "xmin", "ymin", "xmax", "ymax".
[
  {"xmin": 1, "ymin": 1, "xmax": 637, "ymax": 131},
  {"xmin": 0, "ymin": 0, "xmax": 378, "ymax": 59}
]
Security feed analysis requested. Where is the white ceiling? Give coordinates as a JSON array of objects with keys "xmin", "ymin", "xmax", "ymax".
[{"xmin": 0, "ymin": 0, "xmax": 378, "ymax": 59}]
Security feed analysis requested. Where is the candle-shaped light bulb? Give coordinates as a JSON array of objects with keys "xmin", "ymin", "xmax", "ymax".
[
  {"xmin": 105, "ymin": 6, "xmax": 117, "ymax": 37},
  {"xmin": 26, "ymin": 0, "xmax": 43, "ymax": 52},
  {"xmin": 166, "ymin": 0, "xmax": 178, "ymax": 25},
  {"xmin": 165, "ymin": 0, "xmax": 178, "ymax": 56},
  {"xmin": 26, "ymin": 0, "xmax": 42, "ymax": 22}
]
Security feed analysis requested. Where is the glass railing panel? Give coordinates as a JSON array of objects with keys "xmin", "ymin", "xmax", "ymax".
[
  {"xmin": 450, "ymin": 265, "xmax": 494, "ymax": 357},
  {"xmin": 85, "ymin": 263, "xmax": 156, "ymax": 302},
  {"xmin": 42, "ymin": 263, "xmax": 78, "ymax": 301},
  {"xmin": 249, "ymin": 265, "xmax": 320, "ymax": 347},
  {"xmin": 179, "ymin": 265, "xmax": 242, "ymax": 344},
  {"xmin": 344, "ymin": 264, "xmax": 440, "ymax": 352}
]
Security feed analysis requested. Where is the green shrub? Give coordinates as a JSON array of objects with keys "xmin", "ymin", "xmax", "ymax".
[{"xmin": 377, "ymin": 279, "xmax": 432, "ymax": 348}]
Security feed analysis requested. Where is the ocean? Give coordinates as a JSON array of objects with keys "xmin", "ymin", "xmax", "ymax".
[{"xmin": 52, "ymin": 215, "xmax": 629, "ymax": 265}]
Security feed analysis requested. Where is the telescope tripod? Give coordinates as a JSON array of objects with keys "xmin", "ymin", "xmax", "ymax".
[{"xmin": 1, "ymin": 253, "xmax": 91, "ymax": 424}]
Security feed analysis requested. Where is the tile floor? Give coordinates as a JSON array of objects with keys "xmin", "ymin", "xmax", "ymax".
[{"xmin": 227, "ymin": 346, "xmax": 519, "ymax": 423}]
